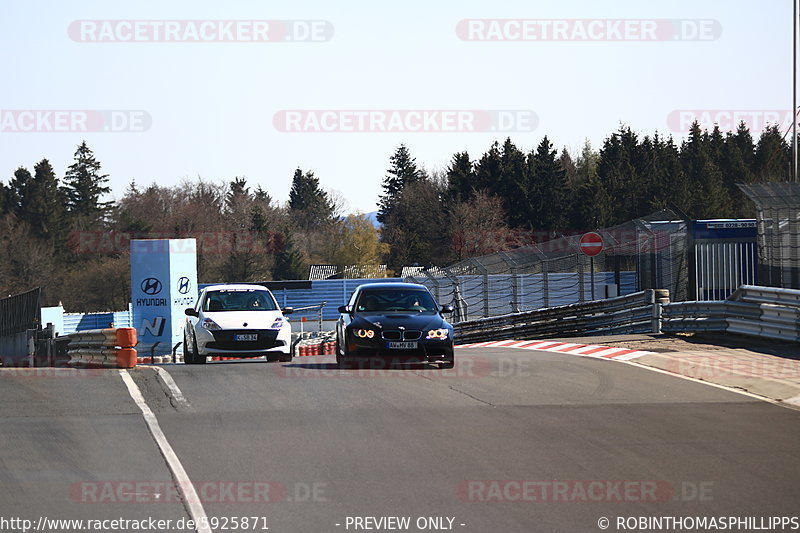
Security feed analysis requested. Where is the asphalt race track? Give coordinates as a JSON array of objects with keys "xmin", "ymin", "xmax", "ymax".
[{"xmin": 1, "ymin": 347, "xmax": 799, "ymax": 533}]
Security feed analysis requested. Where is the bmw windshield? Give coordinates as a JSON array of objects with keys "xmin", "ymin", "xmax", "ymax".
[{"xmin": 355, "ymin": 289, "xmax": 438, "ymax": 313}]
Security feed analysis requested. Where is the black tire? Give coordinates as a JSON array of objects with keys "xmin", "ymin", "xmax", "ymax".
[
  {"xmin": 185, "ymin": 333, "xmax": 205, "ymax": 365},
  {"xmin": 336, "ymin": 332, "xmax": 351, "ymax": 368},
  {"xmin": 279, "ymin": 351, "xmax": 292, "ymax": 363},
  {"xmin": 439, "ymin": 359, "xmax": 455, "ymax": 370}
]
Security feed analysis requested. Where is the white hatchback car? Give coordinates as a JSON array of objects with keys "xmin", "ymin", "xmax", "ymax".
[{"xmin": 183, "ymin": 284, "xmax": 293, "ymax": 364}]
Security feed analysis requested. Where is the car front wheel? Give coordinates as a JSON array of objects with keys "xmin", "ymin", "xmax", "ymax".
[{"xmin": 184, "ymin": 332, "xmax": 205, "ymax": 365}]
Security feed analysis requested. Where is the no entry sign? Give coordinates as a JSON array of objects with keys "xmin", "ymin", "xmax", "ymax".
[{"xmin": 579, "ymin": 232, "xmax": 604, "ymax": 257}]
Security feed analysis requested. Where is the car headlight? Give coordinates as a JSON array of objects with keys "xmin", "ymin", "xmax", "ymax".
[
  {"xmin": 354, "ymin": 329, "xmax": 375, "ymax": 339},
  {"xmin": 201, "ymin": 318, "xmax": 221, "ymax": 330},
  {"xmin": 426, "ymin": 328, "xmax": 449, "ymax": 340},
  {"xmin": 270, "ymin": 317, "xmax": 285, "ymax": 330}
]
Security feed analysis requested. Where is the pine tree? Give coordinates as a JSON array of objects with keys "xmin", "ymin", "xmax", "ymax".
[
  {"xmin": 597, "ymin": 126, "xmax": 644, "ymax": 223},
  {"xmin": 498, "ymin": 138, "xmax": 530, "ymax": 228},
  {"xmin": 445, "ymin": 151, "xmax": 474, "ymax": 202},
  {"xmin": 473, "ymin": 141, "xmax": 502, "ymax": 195},
  {"xmin": 226, "ymin": 176, "xmax": 250, "ymax": 209},
  {"xmin": 8, "ymin": 167, "xmax": 33, "ymax": 215},
  {"xmin": 681, "ymin": 121, "xmax": 731, "ymax": 218},
  {"xmin": 754, "ymin": 125, "xmax": 791, "ymax": 182},
  {"xmin": 254, "ymin": 184, "xmax": 272, "ymax": 203},
  {"xmin": 559, "ymin": 148, "xmax": 578, "ymax": 188},
  {"xmin": 0, "ymin": 181, "xmax": 7, "ymax": 214},
  {"xmin": 528, "ymin": 136, "xmax": 566, "ymax": 232},
  {"xmin": 575, "ymin": 141, "xmax": 599, "ymax": 185},
  {"xmin": 288, "ymin": 168, "xmax": 333, "ymax": 231},
  {"xmin": 377, "ymin": 144, "xmax": 423, "ymax": 224},
  {"xmin": 26, "ymin": 159, "xmax": 65, "ymax": 240},
  {"xmin": 272, "ymin": 235, "xmax": 306, "ymax": 280},
  {"xmin": 63, "ymin": 141, "xmax": 111, "ymax": 226}
]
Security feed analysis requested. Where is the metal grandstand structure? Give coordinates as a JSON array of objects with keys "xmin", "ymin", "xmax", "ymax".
[
  {"xmin": 307, "ymin": 264, "xmax": 388, "ymax": 280},
  {"xmin": 739, "ymin": 182, "xmax": 800, "ymax": 289},
  {"xmin": 405, "ymin": 210, "xmax": 691, "ymax": 322}
]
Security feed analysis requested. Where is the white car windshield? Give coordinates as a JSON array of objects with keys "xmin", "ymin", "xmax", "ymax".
[{"xmin": 202, "ymin": 290, "xmax": 277, "ymax": 312}]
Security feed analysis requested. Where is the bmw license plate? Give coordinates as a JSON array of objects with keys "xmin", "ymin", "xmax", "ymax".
[
  {"xmin": 234, "ymin": 334, "xmax": 258, "ymax": 341},
  {"xmin": 387, "ymin": 341, "xmax": 417, "ymax": 349}
]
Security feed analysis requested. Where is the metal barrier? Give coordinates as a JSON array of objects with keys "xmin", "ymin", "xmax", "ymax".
[
  {"xmin": 0, "ymin": 288, "xmax": 41, "ymax": 366},
  {"xmin": 662, "ymin": 285, "xmax": 800, "ymax": 342},
  {"xmin": 57, "ymin": 327, "xmax": 138, "ymax": 368},
  {"xmin": 454, "ymin": 289, "xmax": 668, "ymax": 344}
]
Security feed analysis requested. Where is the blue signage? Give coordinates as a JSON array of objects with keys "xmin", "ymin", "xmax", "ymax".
[{"xmin": 130, "ymin": 239, "xmax": 198, "ymax": 356}]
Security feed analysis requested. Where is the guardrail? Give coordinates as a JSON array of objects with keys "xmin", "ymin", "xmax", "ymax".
[
  {"xmin": 662, "ymin": 285, "xmax": 800, "ymax": 342},
  {"xmin": 454, "ymin": 289, "xmax": 668, "ymax": 344},
  {"xmin": 56, "ymin": 327, "xmax": 138, "ymax": 368}
]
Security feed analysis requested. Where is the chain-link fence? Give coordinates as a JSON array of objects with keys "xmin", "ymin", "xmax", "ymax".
[
  {"xmin": 405, "ymin": 211, "xmax": 690, "ymax": 322},
  {"xmin": 739, "ymin": 182, "xmax": 800, "ymax": 289}
]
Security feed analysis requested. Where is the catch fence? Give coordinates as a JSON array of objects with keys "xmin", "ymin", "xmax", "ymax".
[{"xmin": 406, "ymin": 211, "xmax": 691, "ymax": 322}]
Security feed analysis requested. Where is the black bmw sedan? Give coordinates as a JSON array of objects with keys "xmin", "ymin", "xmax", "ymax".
[{"xmin": 335, "ymin": 282, "xmax": 455, "ymax": 369}]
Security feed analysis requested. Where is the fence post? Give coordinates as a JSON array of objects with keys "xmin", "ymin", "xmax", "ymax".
[
  {"xmin": 422, "ymin": 270, "xmax": 441, "ymax": 303},
  {"xmin": 470, "ymin": 260, "xmax": 490, "ymax": 318},
  {"xmin": 577, "ymin": 255, "xmax": 586, "ymax": 303},
  {"xmin": 443, "ymin": 267, "xmax": 467, "ymax": 322},
  {"xmin": 647, "ymin": 289, "xmax": 662, "ymax": 334},
  {"xmin": 542, "ymin": 261, "xmax": 550, "ymax": 308},
  {"xmin": 499, "ymin": 252, "xmax": 520, "ymax": 313}
]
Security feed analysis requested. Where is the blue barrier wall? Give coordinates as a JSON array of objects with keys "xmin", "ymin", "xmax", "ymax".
[{"xmin": 62, "ymin": 307, "xmax": 133, "ymax": 336}]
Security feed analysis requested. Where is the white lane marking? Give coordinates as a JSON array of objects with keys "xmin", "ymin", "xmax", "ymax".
[
  {"xmin": 621, "ymin": 359, "xmax": 800, "ymax": 412},
  {"xmin": 119, "ymin": 370, "xmax": 211, "ymax": 533},
  {"xmin": 152, "ymin": 366, "xmax": 191, "ymax": 410}
]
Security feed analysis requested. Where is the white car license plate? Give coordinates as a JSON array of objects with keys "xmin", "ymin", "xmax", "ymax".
[
  {"xmin": 234, "ymin": 334, "xmax": 258, "ymax": 341},
  {"xmin": 387, "ymin": 341, "xmax": 417, "ymax": 349}
]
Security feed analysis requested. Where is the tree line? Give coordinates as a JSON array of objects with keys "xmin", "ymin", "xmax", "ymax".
[
  {"xmin": 378, "ymin": 121, "xmax": 793, "ymax": 267},
  {"xmin": 0, "ymin": 120, "xmax": 792, "ymax": 311}
]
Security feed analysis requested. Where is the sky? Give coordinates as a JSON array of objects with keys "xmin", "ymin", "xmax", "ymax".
[{"xmin": 0, "ymin": 0, "xmax": 794, "ymax": 214}]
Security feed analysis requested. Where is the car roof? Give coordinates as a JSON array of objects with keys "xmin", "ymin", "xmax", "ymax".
[
  {"xmin": 202, "ymin": 284, "xmax": 271, "ymax": 292},
  {"xmin": 355, "ymin": 282, "xmax": 430, "ymax": 291}
]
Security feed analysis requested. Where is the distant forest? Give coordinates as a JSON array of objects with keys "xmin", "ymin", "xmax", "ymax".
[{"xmin": 0, "ymin": 121, "xmax": 792, "ymax": 311}]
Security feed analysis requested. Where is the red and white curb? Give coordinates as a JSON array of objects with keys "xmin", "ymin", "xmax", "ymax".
[{"xmin": 456, "ymin": 339, "xmax": 655, "ymax": 361}]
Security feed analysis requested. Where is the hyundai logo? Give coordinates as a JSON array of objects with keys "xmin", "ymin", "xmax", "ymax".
[
  {"xmin": 178, "ymin": 277, "xmax": 191, "ymax": 294},
  {"xmin": 141, "ymin": 278, "xmax": 163, "ymax": 295}
]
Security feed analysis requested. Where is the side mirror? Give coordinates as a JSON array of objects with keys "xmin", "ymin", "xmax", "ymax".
[
  {"xmin": 185, "ymin": 308, "xmax": 199, "ymax": 317},
  {"xmin": 337, "ymin": 305, "xmax": 353, "ymax": 314},
  {"xmin": 282, "ymin": 307, "xmax": 294, "ymax": 315},
  {"xmin": 440, "ymin": 305, "xmax": 455, "ymax": 314}
]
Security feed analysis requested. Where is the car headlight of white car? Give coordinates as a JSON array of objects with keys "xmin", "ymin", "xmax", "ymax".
[{"xmin": 202, "ymin": 318, "xmax": 222, "ymax": 330}]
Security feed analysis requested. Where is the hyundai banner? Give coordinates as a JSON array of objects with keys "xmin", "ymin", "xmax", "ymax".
[{"xmin": 130, "ymin": 239, "xmax": 198, "ymax": 356}]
